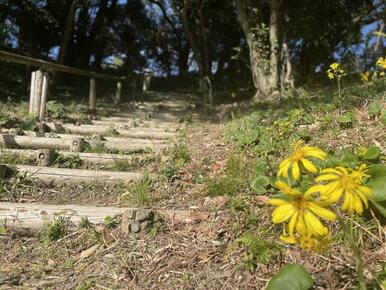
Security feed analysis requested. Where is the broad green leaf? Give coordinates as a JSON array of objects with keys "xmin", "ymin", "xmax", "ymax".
[
  {"xmin": 370, "ymin": 199, "xmax": 386, "ymax": 218},
  {"xmin": 266, "ymin": 264, "xmax": 314, "ymax": 290},
  {"xmin": 363, "ymin": 146, "xmax": 381, "ymax": 160},
  {"xmin": 251, "ymin": 175, "xmax": 270, "ymax": 194},
  {"xmin": 367, "ymin": 165, "xmax": 386, "ymax": 202}
]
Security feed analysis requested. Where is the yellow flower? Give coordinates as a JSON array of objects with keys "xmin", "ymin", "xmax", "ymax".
[
  {"xmin": 278, "ymin": 141, "xmax": 327, "ymax": 180},
  {"xmin": 381, "ymin": 71, "xmax": 385, "ymax": 77},
  {"xmin": 360, "ymin": 72, "xmax": 370, "ymax": 82},
  {"xmin": 268, "ymin": 181, "xmax": 337, "ymax": 237},
  {"xmin": 330, "ymin": 63, "xmax": 339, "ymax": 70},
  {"xmin": 356, "ymin": 146, "xmax": 367, "ymax": 158},
  {"xmin": 327, "ymin": 71, "xmax": 334, "ymax": 79},
  {"xmin": 326, "ymin": 63, "xmax": 345, "ymax": 80},
  {"xmin": 376, "ymin": 56, "xmax": 386, "ymax": 69},
  {"xmin": 312, "ymin": 165, "xmax": 373, "ymax": 214}
]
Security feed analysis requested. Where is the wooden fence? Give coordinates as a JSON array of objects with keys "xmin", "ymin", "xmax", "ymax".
[{"xmin": 0, "ymin": 50, "xmax": 151, "ymax": 120}]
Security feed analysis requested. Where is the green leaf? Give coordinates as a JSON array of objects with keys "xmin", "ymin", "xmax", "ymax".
[
  {"xmin": 266, "ymin": 264, "xmax": 314, "ymax": 290},
  {"xmin": 363, "ymin": 146, "xmax": 381, "ymax": 160},
  {"xmin": 367, "ymin": 165, "xmax": 386, "ymax": 202},
  {"xmin": 251, "ymin": 175, "xmax": 270, "ymax": 194},
  {"xmin": 369, "ymin": 199, "xmax": 386, "ymax": 218}
]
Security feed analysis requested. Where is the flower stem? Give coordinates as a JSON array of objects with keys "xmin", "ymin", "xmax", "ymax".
[{"xmin": 336, "ymin": 211, "xmax": 366, "ymax": 290}]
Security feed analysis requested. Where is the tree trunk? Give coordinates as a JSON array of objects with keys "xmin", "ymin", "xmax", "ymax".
[
  {"xmin": 234, "ymin": 0, "xmax": 282, "ymax": 101},
  {"xmin": 269, "ymin": 0, "xmax": 280, "ymax": 91},
  {"xmin": 179, "ymin": 0, "xmax": 205, "ymax": 77},
  {"xmin": 234, "ymin": 0, "xmax": 269, "ymax": 100},
  {"xmin": 58, "ymin": 0, "xmax": 78, "ymax": 64}
]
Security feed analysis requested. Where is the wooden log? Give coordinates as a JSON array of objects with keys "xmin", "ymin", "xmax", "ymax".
[
  {"xmin": 51, "ymin": 124, "xmax": 176, "ymax": 140},
  {"xmin": 142, "ymin": 72, "xmax": 152, "ymax": 92},
  {"xmin": 89, "ymin": 78, "xmax": 96, "ymax": 110},
  {"xmin": 29, "ymin": 71, "xmax": 36, "ymax": 114},
  {"xmin": 0, "ymin": 148, "xmax": 152, "ymax": 165},
  {"xmin": 0, "ymin": 202, "xmax": 140, "ymax": 235},
  {"xmin": 10, "ymin": 164, "xmax": 144, "ymax": 186},
  {"xmin": 114, "ymin": 81, "xmax": 122, "ymax": 104},
  {"xmin": 0, "ymin": 202, "xmax": 209, "ymax": 236},
  {"xmin": 36, "ymin": 149, "xmax": 55, "ymax": 166},
  {"xmin": 0, "ymin": 134, "xmax": 70, "ymax": 150},
  {"xmin": 22, "ymin": 131, "xmax": 168, "ymax": 146},
  {"xmin": 0, "ymin": 134, "xmax": 166, "ymax": 152},
  {"xmin": 0, "ymin": 49, "xmax": 125, "ymax": 81},
  {"xmin": 38, "ymin": 72, "xmax": 49, "ymax": 121},
  {"xmin": 70, "ymin": 137, "xmax": 85, "ymax": 152},
  {"xmin": 93, "ymin": 118, "xmax": 181, "ymax": 129},
  {"xmin": 32, "ymin": 70, "xmax": 43, "ymax": 116}
]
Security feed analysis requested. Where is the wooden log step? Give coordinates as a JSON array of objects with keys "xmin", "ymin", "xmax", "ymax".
[
  {"xmin": 51, "ymin": 124, "xmax": 176, "ymax": 139},
  {"xmin": 22, "ymin": 131, "xmax": 168, "ymax": 146},
  {"xmin": 0, "ymin": 134, "xmax": 166, "ymax": 152},
  {"xmin": 7, "ymin": 164, "xmax": 143, "ymax": 186},
  {"xmin": 0, "ymin": 148, "xmax": 153, "ymax": 164},
  {"xmin": 92, "ymin": 118, "xmax": 181, "ymax": 128},
  {"xmin": 112, "ymin": 111, "xmax": 198, "ymax": 121},
  {"xmin": 0, "ymin": 202, "xmax": 210, "ymax": 236}
]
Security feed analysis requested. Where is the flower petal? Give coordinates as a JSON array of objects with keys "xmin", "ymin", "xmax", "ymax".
[
  {"xmin": 304, "ymin": 211, "xmax": 328, "ymax": 236},
  {"xmin": 272, "ymin": 204, "xmax": 295, "ymax": 223},
  {"xmin": 301, "ymin": 158, "xmax": 317, "ymax": 173},
  {"xmin": 308, "ymin": 203, "xmax": 336, "ymax": 221},
  {"xmin": 292, "ymin": 161, "xmax": 301, "ymax": 180}
]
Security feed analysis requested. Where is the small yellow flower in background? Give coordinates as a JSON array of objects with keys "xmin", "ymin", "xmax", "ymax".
[
  {"xmin": 268, "ymin": 181, "xmax": 337, "ymax": 238},
  {"xmin": 356, "ymin": 146, "xmax": 367, "ymax": 158},
  {"xmin": 330, "ymin": 63, "xmax": 339, "ymax": 70},
  {"xmin": 311, "ymin": 165, "xmax": 373, "ymax": 214},
  {"xmin": 376, "ymin": 56, "xmax": 386, "ymax": 69},
  {"xmin": 380, "ymin": 71, "xmax": 385, "ymax": 76},
  {"xmin": 326, "ymin": 63, "xmax": 345, "ymax": 80},
  {"xmin": 360, "ymin": 72, "xmax": 370, "ymax": 82},
  {"xmin": 278, "ymin": 140, "xmax": 327, "ymax": 180}
]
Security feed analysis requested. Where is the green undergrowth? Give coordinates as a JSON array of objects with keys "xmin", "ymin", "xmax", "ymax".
[
  {"xmin": 120, "ymin": 174, "xmax": 153, "ymax": 206},
  {"xmin": 205, "ymin": 153, "xmax": 255, "ymax": 197},
  {"xmin": 159, "ymin": 143, "xmax": 191, "ymax": 181}
]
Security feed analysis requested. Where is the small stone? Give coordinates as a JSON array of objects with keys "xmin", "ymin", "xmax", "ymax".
[
  {"xmin": 135, "ymin": 209, "xmax": 152, "ymax": 222},
  {"xmin": 130, "ymin": 222, "xmax": 141, "ymax": 233}
]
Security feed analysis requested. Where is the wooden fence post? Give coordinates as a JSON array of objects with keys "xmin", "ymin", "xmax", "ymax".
[
  {"xmin": 114, "ymin": 81, "xmax": 122, "ymax": 104},
  {"xmin": 32, "ymin": 70, "xmax": 43, "ymax": 116},
  {"xmin": 29, "ymin": 71, "xmax": 36, "ymax": 114},
  {"xmin": 39, "ymin": 72, "xmax": 49, "ymax": 121},
  {"xmin": 89, "ymin": 78, "xmax": 96, "ymax": 110},
  {"xmin": 142, "ymin": 72, "xmax": 152, "ymax": 92}
]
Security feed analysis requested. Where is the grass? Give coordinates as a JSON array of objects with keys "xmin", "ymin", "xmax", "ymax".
[
  {"xmin": 53, "ymin": 153, "xmax": 83, "ymax": 169},
  {"xmin": 121, "ymin": 174, "xmax": 153, "ymax": 206},
  {"xmin": 40, "ymin": 219, "xmax": 67, "ymax": 243},
  {"xmin": 0, "ymin": 150, "xmax": 35, "ymax": 165},
  {"xmin": 205, "ymin": 153, "xmax": 254, "ymax": 197}
]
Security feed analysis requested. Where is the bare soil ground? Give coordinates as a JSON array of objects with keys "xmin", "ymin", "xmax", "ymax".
[{"xmin": 1, "ymin": 96, "xmax": 385, "ymax": 290}]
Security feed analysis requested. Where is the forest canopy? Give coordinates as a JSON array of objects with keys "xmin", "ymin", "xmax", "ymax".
[{"xmin": 0, "ymin": 0, "xmax": 385, "ymax": 99}]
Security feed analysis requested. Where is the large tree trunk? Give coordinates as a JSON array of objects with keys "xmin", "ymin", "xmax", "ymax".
[
  {"xmin": 58, "ymin": 0, "xmax": 78, "ymax": 64},
  {"xmin": 234, "ymin": 0, "xmax": 281, "ymax": 101}
]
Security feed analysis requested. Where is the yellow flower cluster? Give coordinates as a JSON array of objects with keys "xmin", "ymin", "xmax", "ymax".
[
  {"xmin": 326, "ymin": 63, "xmax": 345, "ymax": 80},
  {"xmin": 361, "ymin": 57, "xmax": 386, "ymax": 82},
  {"xmin": 268, "ymin": 141, "xmax": 373, "ymax": 251},
  {"xmin": 376, "ymin": 56, "xmax": 386, "ymax": 69}
]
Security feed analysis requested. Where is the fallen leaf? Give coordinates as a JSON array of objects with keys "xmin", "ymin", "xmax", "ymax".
[{"xmin": 79, "ymin": 244, "xmax": 99, "ymax": 261}]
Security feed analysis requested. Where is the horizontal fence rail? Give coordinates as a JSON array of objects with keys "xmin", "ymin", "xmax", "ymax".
[{"xmin": 0, "ymin": 50, "xmax": 126, "ymax": 81}]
